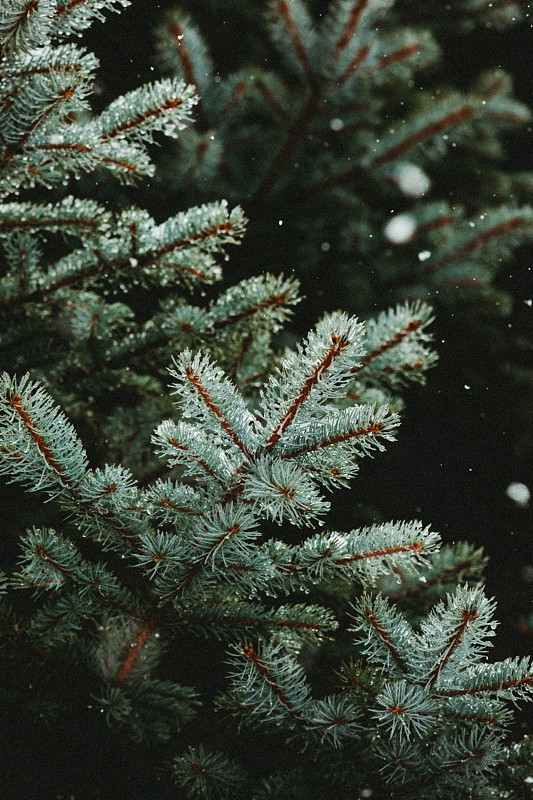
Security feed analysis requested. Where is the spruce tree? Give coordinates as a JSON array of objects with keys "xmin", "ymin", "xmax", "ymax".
[
  {"xmin": 151, "ymin": 0, "xmax": 533, "ymax": 317},
  {"xmin": 1, "ymin": 2, "xmax": 532, "ymax": 799}
]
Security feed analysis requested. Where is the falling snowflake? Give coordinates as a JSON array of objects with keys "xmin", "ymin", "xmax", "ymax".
[
  {"xmin": 506, "ymin": 482, "xmax": 530, "ymax": 507},
  {"xmin": 384, "ymin": 213, "xmax": 417, "ymax": 243}
]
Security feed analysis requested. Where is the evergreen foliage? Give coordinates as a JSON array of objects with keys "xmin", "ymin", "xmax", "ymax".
[
  {"xmin": 3, "ymin": 290, "xmax": 533, "ymax": 798},
  {"xmin": 153, "ymin": 0, "xmax": 533, "ymax": 315},
  {"xmin": 0, "ymin": 2, "xmax": 532, "ymax": 799}
]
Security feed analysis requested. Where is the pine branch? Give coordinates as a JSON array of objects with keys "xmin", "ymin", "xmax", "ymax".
[
  {"xmin": 0, "ymin": 0, "xmax": 56, "ymax": 55},
  {"xmin": 0, "ymin": 72, "xmax": 87, "ymax": 156},
  {"xmin": 326, "ymin": 0, "xmax": 372, "ymax": 74},
  {"xmin": 182, "ymin": 504, "xmax": 261, "ymax": 568},
  {"xmin": 254, "ymin": 91, "xmax": 321, "ymax": 199},
  {"xmin": 419, "ymin": 207, "xmax": 533, "ymax": 283},
  {"xmin": 378, "ymin": 541, "xmax": 488, "ymax": 605},
  {"xmin": 0, "ymin": 202, "xmax": 245, "ymax": 308},
  {"xmin": 0, "ymin": 196, "xmax": 110, "ymax": 237},
  {"xmin": 373, "ymin": 682, "xmax": 438, "ymax": 742},
  {"xmin": 168, "ymin": 350, "xmax": 258, "ymax": 457},
  {"xmin": 433, "ymin": 659, "xmax": 533, "ymax": 701},
  {"xmin": 0, "ymin": 372, "xmax": 88, "ymax": 494},
  {"xmin": 209, "ymin": 274, "xmax": 300, "ymax": 331},
  {"xmin": 0, "ymin": 383, "xmax": 157, "ymax": 553},
  {"xmin": 241, "ymin": 457, "xmax": 331, "ymax": 527},
  {"xmin": 1, "ymin": 0, "xmax": 531, "ymax": 793},
  {"xmin": 13, "ymin": 527, "xmax": 143, "ymax": 621},
  {"xmin": 412, "ymin": 586, "xmax": 498, "ymax": 688},
  {"xmin": 139, "ymin": 479, "xmax": 205, "ymax": 526},
  {"xmin": 267, "ymin": 0, "xmax": 317, "ymax": 84},
  {"xmin": 170, "ymin": 745, "xmax": 247, "ymax": 799},
  {"xmin": 223, "ymin": 641, "xmax": 362, "ymax": 746},
  {"xmin": 259, "ymin": 521, "xmax": 441, "ymax": 591},
  {"xmin": 275, "ymin": 404, "xmax": 398, "ymax": 460},
  {"xmin": 48, "ymin": 0, "xmax": 131, "ymax": 38},
  {"xmin": 234, "ymin": 641, "xmax": 311, "ymax": 724},
  {"xmin": 364, "ymin": 103, "xmax": 475, "ymax": 170},
  {"xmin": 112, "ymin": 616, "xmax": 158, "ymax": 686},
  {"xmin": 262, "ymin": 313, "xmax": 365, "ymax": 450},
  {"xmin": 330, "ymin": 43, "xmax": 370, "ymax": 91},
  {"xmin": 339, "ymin": 658, "xmax": 384, "ymax": 700},
  {"xmin": 1, "ymin": 42, "xmax": 98, "ymax": 85},
  {"xmin": 252, "ymin": 76, "xmax": 291, "ymax": 125},
  {"xmin": 356, "ymin": 306, "xmax": 431, "ymax": 373},
  {"xmin": 353, "ymin": 593, "xmax": 416, "ymax": 676},
  {"xmin": 95, "ymin": 79, "xmax": 197, "ymax": 144},
  {"xmin": 159, "ymin": 18, "xmax": 208, "ymax": 129},
  {"xmin": 255, "ymin": 0, "xmax": 388, "ymax": 198},
  {"xmin": 176, "ymin": 601, "xmax": 337, "ymax": 643}
]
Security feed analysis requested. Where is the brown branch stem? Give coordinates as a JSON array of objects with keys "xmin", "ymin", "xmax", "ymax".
[
  {"xmin": 266, "ymin": 333, "xmax": 352, "ymax": 450},
  {"xmin": 364, "ymin": 607, "xmax": 409, "ymax": 673},
  {"xmin": 254, "ymin": 91, "xmax": 321, "ymax": 200}
]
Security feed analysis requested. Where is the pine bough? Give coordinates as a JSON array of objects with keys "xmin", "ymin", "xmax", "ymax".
[
  {"xmin": 1, "ymin": 303, "xmax": 532, "ymax": 797},
  {"xmin": 154, "ymin": 0, "xmax": 533, "ymax": 314}
]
